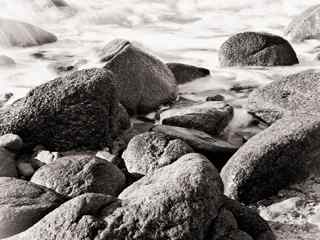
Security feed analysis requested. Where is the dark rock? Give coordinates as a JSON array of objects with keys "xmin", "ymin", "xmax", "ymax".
[
  {"xmin": 0, "ymin": 177, "xmax": 65, "ymax": 238},
  {"xmin": 284, "ymin": 4, "xmax": 320, "ymax": 42},
  {"xmin": 207, "ymin": 94, "xmax": 225, "ymax": 101},
  {"xmin": 0, "ymin": 147, "xmax": 17, "ymax": 177},
  {"xmin": 31, "ymin": 154, "xmax": 126, "ymax": 198},
  {"xmin": 166, "ymin": 62, "xmax": 210, "ymax": 84},
  {"xmin": 0, "ymin": 68, "xmax": 128, "ymax": 151},
  {"xmin": 153, "ymin": 125, "xmax": 238, "ymax": 170},
  {"xmin": 101, "ymin": 39, "xmax": 177, "ymax": 114},
  {"xmin": 0, "ymin": 18, "xmax": 57, "ymax": 47},
  {"xmin": 122, "ymin": 132, "xmax": 193, "ymax": 175},
  {"xmin": 0, "ymin": 133, "xmax": 23, "ymax": 152},
  {"xmin": 160, "ymin": 101, "xmax": 234, "ymax": 136},
  {"xmin": 219, "ymin": 32, "xmax": 299, "ymax": 67},
  {"xmin": 221, "ymin": 115, "xmax": 320, "ymax": 203},
  {"xmin": 248, "ymin": 70, "xmax": 320, "ymax": 124},
  {"xmin": 52, "ymin": 0, "xmax": 69, "ymax": 7}
]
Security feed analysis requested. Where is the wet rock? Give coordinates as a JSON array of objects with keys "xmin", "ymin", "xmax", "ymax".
[
  {"xmin": 160, "ymin": 101, "xmax": 234, "ymax": 136},
  {"xmin": 31, "ymin": 154, "xmax": 126, "ymax": 198},
  {"xmin": 0, "ymin": 133, "xmax": 23, "ymax": 152},
  {"xmin": 0, "ymin": 177, "xmax": 65, "ymax": 238},
  {"xmin": 0, "ymin": 68, "xmax": 128, "ymax": 151},
  {"xmin": 166, "ymin": 62, "xmax": 210, "ymax": 84},
  {"xmin": 248, "ymin": 70, "xmax": 320, "ymax": 124},
  {"xmin": 285, "ymin": 4, "xmax": 320, "ymax": 42},
  {"xmin": 122, "ymin": 132, "xmax": 193, "ymax": 175},
  {"xmin": 0, "ymin": 147, "xmax": 17, "ymax": 177},
  {"xmin": 153, "ymin": 125, "xmax": 237, "ymax": 170},
  {"xmin": 221, "ymin": 115, "xmax": 320, "ymax": 204},
  {"xmin": 0, "ymin": 18, "xmax": 57, "ymax": 47},
  {"xmin": 219, "ymin": 32, "xmax": 299, "ymax": 67},
  {"xmin": 101, "ymin": 39, "xmax": 177, "ymax": 114}
]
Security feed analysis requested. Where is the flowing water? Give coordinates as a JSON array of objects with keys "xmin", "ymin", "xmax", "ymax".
[{"xmin": 1, "ymin": 0, "xmax": 320, "ymax": 105}]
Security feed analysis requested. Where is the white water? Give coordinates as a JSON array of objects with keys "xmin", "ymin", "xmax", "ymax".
[{"xmin": 1, "ymin": 0, "xmax": 320, "ymax": 103}]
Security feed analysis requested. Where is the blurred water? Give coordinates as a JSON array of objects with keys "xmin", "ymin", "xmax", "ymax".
[{"xmin": 0, "ymin": 0, "xmax": 320, "ymax": 102}]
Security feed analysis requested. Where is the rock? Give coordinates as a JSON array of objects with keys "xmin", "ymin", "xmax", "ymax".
[
  {"xmin": 160, "ymin": 101, "xmax": 234, "ymax": 136},
  {"xmin": 153, "ymin": 125, "xmax": 237, "ymax": 170},
  {"xmin": 0, "ymin": 55, "xmax": 15, "ymax": 66},
  {"xmin": 166, "ymin": 62, "xmax": 210, "ymax": 84},
  {"xmin": 248, "ymin": 70, "xmax": 320, "ymax": 124},
  {"xmin": 0, "ymin": 177, "xmax": 65, "ymax": 238},
  {"xmin": 7, "ymin": 153, "xmax": 224, "ymax": 240},
  {"xmin": 207, "ymin": 94, "xmax": 225, "ymax": 102},
  {"xmin": 52, "ymin": 0, "xmax": 69, "ymax": 7},
  {"xmin": 122, "ymin": 132, "xmax": 193, "ymax": 175},
  {"xmin": 0, "ymin": 68, "xmax": 128, "ymax": 151},
  {"xmin": 221, "ymin": 115, "xmax": 320, "ymax": 204},
  {"xmin": 219, "ymin": 32, "xmax": 299, "ymax": 67},
  {"xmin": 101, "ymin": 39, "xmax": 177, "ymax": 114},
  {"xmin": 16, "ymin": 162, "xmax": 35, "ymax": 178},
  {"xmin": 0, "ymin": 147, "xmax": 17, "ymax": 177},
  {"xmin": 223, "ymin": 196, "xmax": 275, "ymax": 240},
  {"xmin": 0, "ymin": 133, "xmax": 23, "ymax": 152},
  {"xmin": 0, "ymin": 92, "xmax": 13, "ymax": 108},
  {"xmin": 0, "ymin": 18, "xmax": 57, "ymax": 47},
  {"xmin": 31, "ymin": 154, "xmax": 126, "ymax": 198},
  {"xmin": 32, "ymin": 150, "xmax": 59, "ymax": 168},
  {"xmin": 285, "ymin": 4, "xmax": 320, "ymax": 42}
]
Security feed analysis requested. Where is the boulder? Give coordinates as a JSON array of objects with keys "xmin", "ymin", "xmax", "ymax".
[
  {"xmin": 0, "ymin": 68, "xmax": 128, "ymax": 151},
  {"xmin": 219, "ymin": 32, "xmax": 298, "ymax": 67},
  {"xmin": 0, "ymin": 177, "xmax": 65, "ymax": 238},
  {"xmin": 160, "ymin": 101, "xmax": 234, "ymax": 136},
  {"xmin": 248, "ymin": 70, "xmax": 320, "ymax": 124},
  {"xmin": 153, "ymin": 125, "xmax": 237, "ymax": 169},
  {"xmin": 0, "ymin": 147, "xmax": 17, "ymax": 177},
  {"xmin": 101, "ymin": 39, "xmax": 177, "ymax": 114},
  {"xmin": 166, "ymin": 62, "xmax": 210, "ymax": 84},
  {"xmin": 31, "ymin": 154, "xmax": 126, "ymax": 198},
  {"xmin": 122, "ymin": 132, "xmax": 193, "ymax": 175},
  {"xmin": 0, "ymin": 18, "xmax": 57, "ymax": 47},
  {"xmin": 285, "ymin": 4, "xmax": 320, "ymax": 42},
  {"xmin": 0, "ymin": 133, "xmax": 23, "ymax": 152},
  {"xmin": 221, "ymin": 115, "xmax": 320, "ymax": 203}
]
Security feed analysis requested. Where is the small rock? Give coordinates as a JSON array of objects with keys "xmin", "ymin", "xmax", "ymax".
[
  {"xmin": 32, "ymin": 150, "xmax": 59, "ymax": 168},
  {"xmin": 16, "ymin": 162, "xmax": 34, "ymax": 178},
  {"xmin": 210, "ymin": 208, "xmax": 239, "ymax": 240},
  {"xmin": 0, "ymin": 147, "xmax": 17, "ymax": 177},
  {"xmin": 0, "ymin": 133, "xmax": 23, "ymax": 152},
  {"xmin": 207, "ymin": 94, "xmax": 225, "ymax": 101},
  {"xmin": 219, "ymin": 32, "xmax": 299, "ymax": 67},
  {"xmin": 166, "ymin": 62, "xmax": 210, "ymax": 84}
]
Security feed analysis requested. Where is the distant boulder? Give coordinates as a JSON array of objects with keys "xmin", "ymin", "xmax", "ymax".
[
  {"xmin": 219, "ymin": 32, "xmax": 299, "ymax": 67},
  {"xmin": 0, "ymin": 18, "xmax": 57, "ymax": 47}
]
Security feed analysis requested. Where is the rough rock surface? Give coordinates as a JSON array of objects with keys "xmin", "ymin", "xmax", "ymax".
[
  {"xmin": 101, "ymin": 39, "xmax": 177, "ymax": 114},
  {"xmin": 0, "ymin": 18, "xmax": 57, "ymax": 47},
  {"xmin": 219, "ymin": 32, "xmax": 299, "ymax": 67},
  {"xmin": 221, "ymin": 115, "xmax": 320, "ymax": 204},
  {"xmin": 122, "ymin": 131, "xmax": 193, "ymax": 175},
  {"xmin": 0, "ymin": 68, "xmax": 128, "ymax": 151},
  {"xmin": 31, "ymin": 154, "xmax": 126, "ymax": 198},
  {"xmin": 248, "ymin": 70, "xmax": 320, "ymax": 124},
  {"xmin": 0, "ymin": 133, "xmax": 23, "ymax": 152},
  {"xmin": 160, "ymin": 101, "xmax": 234, "ymax": 136},
  {"xmin": 0, "ymin": 177, "xmax": 65, "ymax": 238},
  {"xmin": 166, "ymin": 62, "xmax": 210, "ymax": 84},
  {"xmin": 0, "ymin": 147, "xmax": 17, "ymax": 177},
  {"xmin": 284, "ymin": 4, "xmax": 320, "ymax": 42}
]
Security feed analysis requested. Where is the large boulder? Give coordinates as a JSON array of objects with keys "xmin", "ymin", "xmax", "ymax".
[
  {"xmin": 160, "ymin": 101, "xmax": 234, "ymax": 136},
  {"xmin": 0, "ymin": 147, "xmax": 17, "ymax": 177},
  {"xmin": 101, "ymin": 39, "xmax": 177, "ymax": 114},
  {"xmin": 284, "ymin": 4, "xmax": 320, "ymax": 42},
  {"xmin": 221, "ymin": 114, "xmax": 320, "ymax": 203},
  {"xmin": 0, "ymin": 177, "xmax": 65, "ymax": 238},
  {"xmin": 0, "ymin": 68, "xmax": 129, "ymax": 151},
  {"xmin": 6, "ymin": 153, "xmax": 224, "ymax": 240},
  {"xmin": 0, "ymin": 18, "xmax": 57, "ymax": 47},
  {"xmin": 31, "ymin": 154, "xmax": 126, "ymax": 198},
  {"xmin": 122, "ymin": 131, "xmax": 193, "ymax": 175},
  {"xmin": 248, "ymin": 70, "xmax": 320, "ymax": 124},
  {"xmin": 166, "ymin": 62, "xmax": 210, "ymax": 84},
  {"xmin": 219, "ymin": 32, "xmax": 299, "ymax": 67}
]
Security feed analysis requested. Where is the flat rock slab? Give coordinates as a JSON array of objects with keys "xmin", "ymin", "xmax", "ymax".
[
  {"xmin": 219, "ymin": 32, "xmax": 298, "ymax": 67},
  {"xmin": 31, "ymin": 154, "xmax": 126, "ymax": 198},
  {"xmin": 101, "ymin": 39, "xmax": 177, "ymax": 114},
  {"xmin": 160, "ymin": 101, "xmax": 233, "ymax": 136},
  {"xmin": 0, "ymin": 177, "xmax": 65, "ymax": 238}
]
